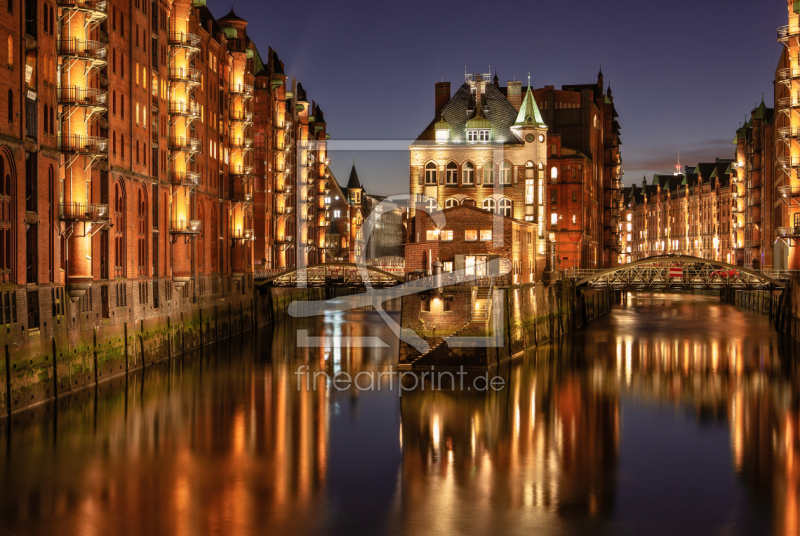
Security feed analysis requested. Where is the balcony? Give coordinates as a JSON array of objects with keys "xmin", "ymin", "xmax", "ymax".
[
  {"xmin": 168, "ymin": 101, "xmax": 200, "ymax": 118},
  {"xmin": 778, "ymin": 67, "xmax": 800, "ymax": 84},
  {"xmin": 230, "ymin": 137, "xmax": 254, "ymax": 149},
  {"xmin": 746, "ymin": 196, "xmax": 761, "ymax": 207},
  {"xmin": 778, "ymin": 25, "xmax": 800, "ymax": 44},
  {"xmin": 56, "ymin": 0, "xmax": 107, "ymax": 23},
  {"xmin": 230, "ymin": 165, "xmax": 253, "ymax": 177},
  {"xmin": 278, "ymin": 235, "xmax": 294, "ymax": 243},
  {"xmin": 779, "ymin": 185, "xmax": 800, "ymax": 198},
  {"xmin": 230, "ymin": 83, "xmax": 253, "ymax": 96},
  {"xmin": 778, "ymin": 227, "xmax": 800, "ymax": 238},
  {"xmin": 168, "ymin": 67, "xmax": 201, "ymax": 85},
  {"xmin": 57, "ymin": 38, "xmax": 107, "ymax": 63},
  {"xmin": 169, "ymin": 171, "xmax": 200, "ymax": 187},
  {"xmin": 778, "ymin": 156, "xmax": 800, "ymax": 169},
  {"xmin": 59, "ymin": 134, "xmax": 108, "ymax": 155},
  {"xmin": 277, "ymin": 206, "xmax": 294, "ymax": 216},
  {"xmin": 779, "ymin": 95, "xmax": 800, "ymax": 111},
  {"xmin": 731, "ymin": 204, "xmax": 745, "ymax": 214},
  {"xmin": 59, "ymin": 202, "xmax": 109, "ymax": 222},
  {"xmin": 168, "ymin": 136, "xmax": 201, "ymax": 152},
  {"xmin": 778, "ymin": 126, "xmax": 800, "ymax": 140},
  {"xmin": 168, "ymin": 31, "xmax": 200, "ymax": 50},
  {"xmin": 170, "ymin": 219, "xmax": 202, "ymax": 234},
  {"xmin": 57, "ymin": 86, "xmax": 108, "ymax": 109},
  {"xmin": 230, "ymin": 110, "xmax": 253, "ymax": 123},
  {"xmin": 231, "ymin": 228, "xmax": 254, "ymax": 241}
]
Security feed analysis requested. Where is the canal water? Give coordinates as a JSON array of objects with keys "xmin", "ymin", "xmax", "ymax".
[{"xmin": 0, "ymin": 293, "xmax": 798, "ymax": 535}]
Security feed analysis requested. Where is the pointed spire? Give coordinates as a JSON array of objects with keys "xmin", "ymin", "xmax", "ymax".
[
  {"xmin": 514, "ymin": 81, "xmax": 547, "ymax": 129},
  {"xmin": 346, "ymin": 161, "xmax": 361, "ymax": 190}
]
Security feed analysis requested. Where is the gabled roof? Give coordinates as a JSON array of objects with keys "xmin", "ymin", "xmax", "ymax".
[
  {"xmin": 414, "ymin": 82, "xmax": 522, "ymax": 145},
  {"xmin": 218, "ymin": 8, "xmax": 245, "ymax": 23}
]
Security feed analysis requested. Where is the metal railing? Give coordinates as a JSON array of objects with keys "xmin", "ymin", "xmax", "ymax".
[
  {"xmin": 230, "ymin": 83, "xmax": 253, "ymax": 96},
  {"xmin": 168, "ymin": 136, "xmax": 200, "ymax": 151},
  {"xmin": 777, "ymin": 67, "xmax": 800, "ymax": 82},
  {"xmin": 778, "ymin": 126, "xmax": 800, "ymax": 139},
  {"xmin": 232, "ymin": 229, "xmax": 255, "ymax": 240},
  {"xmin": 57, "ymin": 0, "xmax": 107, "ymax": 12},
  {"xmin": 778, "ymin": 96, "xmax": 800, "ymax": 110},
  {"xmin": 169, "ymin": 171, "xmax": 200, "ymax": 187},
  {"xmin": 168, "ymin": 31, "xmax": 200, "ymax": 48},
  {"xmin": 777, "ymin": 226, "xmax": 800, "ymax": 238},
  {"xmin": 59, "ymin": 134, "xmax": 108, "ymax": 154},
  {"xmin": 168, "ymin": 67, "xmax": 201, "ymax": 84},
  {"xmin": 230, "ymin": 165, "xmax": 253, "ymax": 176},
  {"xmin": 778, "ymin": 25, "xmax": 800, "ymax": 42},
  {"xmin": 778, "ymin": 185, "xmax": 800, "ymax": 198},
  {"xmin": 168, "ymin": 101, "xmax": 200, "ymax": 116},
  {"xmin": 57, "ymin": 38, "xmax": 107, "ymax": 59},
  {"xmin": 169, "ymin": 219, "xmax": 202, "ymax": 233},
  {"xmin": 59, "ymin": 202, "xmax": 109, "ymax": 222},
  {"xmin": 57, "ymin": 86, "xmax": 108, "ymax": 106},
  {"xmin": 230, "ymin": 137, "xmax": 253, "ymax": 148},
  {"xmin": 778, "ymin": 156, "xmax": 800, "ymax": 169},
  {"xmin": 230, "ymin": 110, "xmax": 253, "ymax": 122}
]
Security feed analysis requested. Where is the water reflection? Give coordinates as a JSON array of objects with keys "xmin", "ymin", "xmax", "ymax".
[{"xmin": 0, "ymin": 294, "xmax": 797, "ymax": 535}]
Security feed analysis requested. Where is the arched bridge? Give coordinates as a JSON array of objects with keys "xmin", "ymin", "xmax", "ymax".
[
  {"xmin": 575, "ymin": 256, "xmax": 785, "ymax": 290},
  {"xmin": 255, "ymin": 263, "xmax": 404, "ymax": 289}
]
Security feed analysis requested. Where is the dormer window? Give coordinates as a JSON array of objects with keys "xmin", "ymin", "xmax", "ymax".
[{"xmin": 467, "ymin": 129, "xmax": 490, "ymax": 142}]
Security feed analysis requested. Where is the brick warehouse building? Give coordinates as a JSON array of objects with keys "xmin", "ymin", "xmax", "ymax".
[
  {"xmin": 0, "ymin": 0, "xmax": 393, "ymax": 411},
  {"xmin": 406, "ymin": 70, "xmax": 621, "ymax": 275}
]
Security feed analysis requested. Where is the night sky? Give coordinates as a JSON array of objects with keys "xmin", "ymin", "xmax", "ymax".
[{"xmin": 210, "ymin": 0, "xmax": 786, "ymax": 196}]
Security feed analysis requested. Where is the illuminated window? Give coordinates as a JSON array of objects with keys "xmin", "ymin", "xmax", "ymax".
[
  {"xmin": 426, "ymin": 230, "xmax": 437, "ymax": 241},
  {"xmin": 443, "ymin": 261, "xmax": 453, "ymax": 272},
  {"xmin": 499, "ymin": 162, "xmax": 512, "ymax": 185},
  {"xmin": 465, "ymin": 230, "xmax": 477, "ymax": 242},
  {"xmin": 467, "ymin": 129, "xmax": 490, "ymax": 142},
  {"xmin": 462, "ymin": 162, "xmax": 474, "ymax": 185},
  {"xmin": 498, "ymin": 198, "xmax": 512, "ymax": 217},
  {"xmin": 441, "ymin": 230, "xmax": 453, "ymax": 241},
  {"xmin": 483, "ymin": 161, "xmax": 495, "ymax": 185},
  {"xmin": 425, "ymin": 162, "xmax": 437, "ymax": 185},
  {"xmin": 572, "ymin": 215, "xmax": 576, "ymax": 224},
  {"xmin": 480, "ymin": 230, "xmax": 492, "ymax": 241},
  {"xmin": 550, "ymin": 213, "xmax": 558, "ymax": 225},
  {"xmin": 445, "ymin": 162, "xmax": 457, "ymax": 185},
  {"xmin": 550, "ymin": 167, "xmax": 558, "ymax": 183}
]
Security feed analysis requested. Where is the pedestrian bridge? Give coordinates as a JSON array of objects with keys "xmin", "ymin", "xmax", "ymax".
[
  {"xmin": 573, "ymin": 255, "xmax": 786, "ymax": 290},
  {"xmin": 254, "ymin": 263, "xmax": 404, "ymax": 289}
]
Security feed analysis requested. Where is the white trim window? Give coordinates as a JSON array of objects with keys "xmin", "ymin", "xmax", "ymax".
[
  {"xmin": 425, "ymin": 162, "xmax": 437, "ymax": 185},
  {"xmin": 483, "ymin": 161, "xmax": 495, "ymax": 185},
  {"xmin": 445, "ymin": 198, "xmax": 458, "ymax": 208},
  {"xmin": 483, "ymin": 198, "xmax": 496, "ymax": 212},
  {"xmin": 499, "ymin": 162, "xmax": 512, "ymax": 185},
  {"xmin": 467, "ymin": 129, "xmax": 490, "ymax": 142},
  {"xmin": 445, "ymin": 162, "xmax": 458, "ymax": 185},
  {"xmin": 462, "ymin": 162, "xmax": 474, "ymax": 185},
  {"xmin": 499, "ymin": 198, "xmax": 512, "ymax": 217}
]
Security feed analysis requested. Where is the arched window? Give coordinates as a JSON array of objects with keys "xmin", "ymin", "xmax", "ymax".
[
  {"xmin": 445, "ymin": 162, "xmax": 457, "ymax": 185},
  {"xmin": 49, "ymin": 6, "xmax": 54, "ymax": 34},
  {"xmin": 483, "ymin": 198, "xmax": 496, "ymax": 212},
  {"xmin": 462, "ymin": 198, "xmax": 475, "ymax": 207},
  {"xmin": 137, "ymin": 186, "xmax": 147, "ymax": 274},
  {"xmin": 499, "ymin": 198, "xmax": 512, "ymax": 217},
  {"xmin": 43, "ymin": 7, "xmax": 48, "ymax": 34},
  {"xmin": 121, "ymin": 94, "xmax": 125, "ymax": 118},
  {"xmin": 7, "ymin": 89, "xmax": 12, "ymax": 124},
  {"xmin": 7, "ymin": 36, "xmax": 12, "ymax": 67},
  {"xmin": 424, "ymin": 162, "xmax": 437, "ymax": 185},
  {"xmin": 483, "ymin": 161, "xmax": 494, "ymax": 185},
  {"xmin": 0, "ymin": 155, "xmax": 12, "ymax": 281},
  {"xmin": 424, "ymin": 197, "xmax": 438, "ymax": 213},
  {"xmin": 551, "ymin": 166, "xmax": 558, "ymax": 183},
  {"xmin": 462, "ymin": 162, "xmax": 474, "ymax": 185},
  {"xmin": 445, "ymin": 198, "xmax": 458, "ymax": 208},
  {"xmin": 525, "ymin": 161, "xmax": 534, "ymax": 178},
  {"xmin": 112, "ymin": 90, "xmax": 116, "ymax": 115},
  {"xmin": 43, "ymin": 104, "xmax": 48, "ymax": 134},
  {"xmin": 550, "ymin": 144, "xmax": 557, "ymax": 156},
  {"xmin": 499, "ymin": 161, "xmax": 512, "ymax": 185}
]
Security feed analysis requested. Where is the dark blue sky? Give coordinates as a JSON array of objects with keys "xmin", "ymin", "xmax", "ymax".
[{"xmin": 211, "ymin": 0, "xmax": 786, "ymax": 195}]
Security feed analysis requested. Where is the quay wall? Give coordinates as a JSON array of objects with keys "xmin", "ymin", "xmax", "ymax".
[
  {"xmin": 722, "ymin": 280, "xmax": 800, "ymax": 340},
  {"xmin": 0, "ymin": 277, "xmax": 329, "ymax": 417},
  {"xmin": 399, "ymin": 280, "xmax": 613, "ymax": 370}
]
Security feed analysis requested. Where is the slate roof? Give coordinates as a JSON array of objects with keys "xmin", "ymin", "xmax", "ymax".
[
  {"xmin": 415, "ymin": 82, "xmax": 523, "ymax": 145},
  {"xmin": 346, "ymin": 164, "xmax": 361, "ymax": 190},
  {"xmin": 218, "ymin": 8, "xmax": 245, "ymax": 22}
]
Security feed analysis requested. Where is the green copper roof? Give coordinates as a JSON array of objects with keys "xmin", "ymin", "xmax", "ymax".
[
  {"xmin": 435, "ymin": 115, "xmax": 451, "ymax": 131},
  {"xmin": 725, "ymin": 163, "xmax": 733, "ymax": 174},
  {"xmin": 652, "ymin": 175, "xmax": 659, "ymax": 185},
  {"xmin": 681, "ymin": 175, "xmax": 688, "ymax": 185},
  {"xmin": 710, "ymin": 168, "xmax": 718, "ymax": 178},
  {"xmin": 513, "ymin": 85, "xmax": 547, "ymax": 129},
  {"xmin": 466, "ymin": 111, "xmax": 491, "ymax": 130}
]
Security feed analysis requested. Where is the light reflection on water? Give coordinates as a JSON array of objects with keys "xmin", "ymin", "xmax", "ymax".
[{"xmin": 0, "ymin": 294, "xmax": 798, "ymax": 535}]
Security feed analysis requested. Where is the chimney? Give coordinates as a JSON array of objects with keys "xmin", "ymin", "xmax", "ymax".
[
  {"xmin": 435, "ymin": 82, "xmax": 451, "ymax": 118},
  {"xmin": 507, "ymin": 81, "xmax": 522, "ymax": 110}
]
